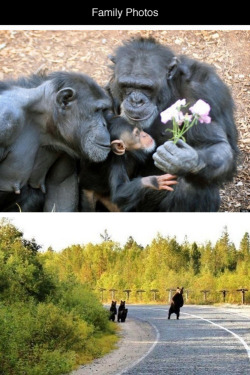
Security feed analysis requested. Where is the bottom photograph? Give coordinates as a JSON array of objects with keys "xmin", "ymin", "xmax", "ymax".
[{"xmin": 0, "ymin": 212, "xmax": 249, "ymax": 375}]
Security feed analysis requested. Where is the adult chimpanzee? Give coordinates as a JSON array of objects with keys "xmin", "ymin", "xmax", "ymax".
[
  {"xmin": 0, "ymin": 71, "xmax": 111, "ymax": 211},
  {"xmin": 80, "ymin": 113, "xmax": 177, "ymax": 211},
  {"xmin": 106, "ymin": 37, "xmax": 238, "ymax": 212}
]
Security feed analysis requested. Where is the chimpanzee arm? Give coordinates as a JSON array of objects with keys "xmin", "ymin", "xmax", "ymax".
[
  {"xmin": 28, "ymin": 147, "xmax": 60, "ymax": 193},
  {"xmin": 109, "ymin": 157, "xmax": 143, "ymax": 211},
  {"xmin": 43, "ymin": 154, "xmax": 79, "ymax": 212},
  {"xmin": 109, "ymin": 157, "xmax": 177, "ymax": 212}
]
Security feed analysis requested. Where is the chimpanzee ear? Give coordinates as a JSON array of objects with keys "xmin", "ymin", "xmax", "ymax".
[
  {"xmin": 179, "ymin": 63, "xmax": 191, "ymax": 81},
  {"xmin": 111, "ymin": 140, "xmax": 126, "ymax": 155},
  {"xmin": 167, "ymin": 57, "xmax": 180, "ymax": 80},
  {"xmin": 108, "ymin": 54, "xmax": 116, "ymax": 64},
  {"xmin": 56, "ymin": 87, "xmax": 77, "ymax": 109}
]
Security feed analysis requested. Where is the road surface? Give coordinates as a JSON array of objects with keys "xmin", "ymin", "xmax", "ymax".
[{"xmin": 72, "ymin": 304, "xmax": 250, "ymax": 375}]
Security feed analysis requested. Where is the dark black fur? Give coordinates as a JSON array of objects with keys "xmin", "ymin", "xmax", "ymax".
[
  {"xmin": 168, "ymin": 287, "xmax": 184, "ymax": 320},
  {"xmin": 79, "ymin": 114, "xmax": 152, "ymax": 211},
  {"xmin": 109, "ymin": 300, "xmax": 117, "ymax": 322},
  {"xmin": 107, "ymin": 37, "xmax": 239, "ymax": 212},
  {"xmin": 117, "ymin": 300, "xmax": 128, "ymax": 322}
]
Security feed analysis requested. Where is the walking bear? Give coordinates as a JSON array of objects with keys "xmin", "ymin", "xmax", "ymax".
[
  {"xmin": 168, "ymin": 287, "xmax": 184, "ymax": 320},
  {"xmin": 118, "ymin": 300, "xmax": 128, "ymax": 322}
]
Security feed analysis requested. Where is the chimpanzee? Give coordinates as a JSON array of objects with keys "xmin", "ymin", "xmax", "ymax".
[
  {"xmin": 168, "ymin": 287, "xmax": 184, "ymax": 320},
  {"xmin": 80, "ymin": 113, "xmax": 178, "ymax": 211},
  {"xmin": 117, "ymin": 300, "xmax": 128, "ymax": 322},
  {"xmin": 109, "ymin": 300, "xmax": 117, "ymax": 322},
  {"xmin": 106, "ymin": 37, "xmax": 239, "ymax": 211},
  {"xmin": 0, "ymin": 71, "xmax": 111, "ymax": 211}
]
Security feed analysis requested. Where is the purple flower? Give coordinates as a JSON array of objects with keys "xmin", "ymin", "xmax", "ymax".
[
  {"xmin": 189, "ymin": 99, "xmax": 211, "ymax": 123},
  {"xmin": 160, "ymin": 99, "xmax": 187, "ymax": 124}
]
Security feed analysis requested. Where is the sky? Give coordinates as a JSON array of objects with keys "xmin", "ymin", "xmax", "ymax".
[{"xmin": 1, "ymin": 212, "xmax": 249, "ymax": 252}]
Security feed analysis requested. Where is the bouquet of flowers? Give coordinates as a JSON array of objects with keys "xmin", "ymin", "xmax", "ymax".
[{"xmin": 160, "ymin": 99, "xmax": 211, "ymax": 144}]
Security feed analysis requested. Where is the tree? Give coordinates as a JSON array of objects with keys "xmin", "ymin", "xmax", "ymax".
[
  {"xmin": 239, "ymin": 232, "xmax": 250, "ymax": 261},
  {"xmin": 100, "ymin": 229, "xmax": 112, "ymax": 242},
  {"xmin": 0, "ymin": 220, "xmax": 55, "ymax": 302},
  {"xmin": 212, "ymin": 226, "xmax": 232, "ymax": 275},
  {"xmin": 22, "ymin": 238, "xmax": 41, "ymax": 255},
  {"xmin": 190, "ymin": 242, "xmax": 201, "ymax": 275},
  {"xmin": 0, "ymin": 218, "xmax": 23, "ymax": 260}
]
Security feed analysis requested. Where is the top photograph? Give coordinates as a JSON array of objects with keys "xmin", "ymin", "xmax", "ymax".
[{"xmin": 0, "ymin": 29, "xmax": 249, "ymax": 212}]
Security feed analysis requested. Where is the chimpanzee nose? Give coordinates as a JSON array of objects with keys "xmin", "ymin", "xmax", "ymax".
[{"xmin": 129, "ymin": 92, "xmax": 145, "ymax": 107}]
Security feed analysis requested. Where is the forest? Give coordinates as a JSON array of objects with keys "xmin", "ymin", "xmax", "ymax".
[
  {"xmin": 0, "ymin": 218, "xmax": 249, "ymax": 375},
  {"xmin": 43, "ymin": 227, "xmax": 249, "ymax": 305}
]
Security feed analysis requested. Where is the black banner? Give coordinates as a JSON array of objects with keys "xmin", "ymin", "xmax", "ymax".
[{"xmin": 1, "ymin": 5, "xmax": 248, "ymax": 26}]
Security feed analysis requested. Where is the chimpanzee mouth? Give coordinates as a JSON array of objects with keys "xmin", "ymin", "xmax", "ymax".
[
  {"xmin": 96, "ymin": 143, "xmax": 111, "ymax": 150},
  {"xmin": 125, "ymin": 111, "xmax": 154, "ymax": 122}
]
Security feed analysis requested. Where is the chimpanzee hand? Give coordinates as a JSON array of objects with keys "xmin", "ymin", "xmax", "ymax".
[
  {"xmin": 153, "ymin": 140, "xmax": 205, "ymax": 175},
  {"xmin": 141, "ymin": 174, "xmax": 178, "ymax": 191}
]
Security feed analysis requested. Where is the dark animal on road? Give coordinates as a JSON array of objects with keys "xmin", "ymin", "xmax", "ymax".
[
  {"xmin": 109, "ymin": 300, "xmax": 117, "ymax": 322},
  {"xmin": 118, "ymin": 300, "xmax": 128, "ymax": 322},
  {"xmin": 107, "ymin": 37, "xmax": 238, "ymax": 212},
  {"xmin": 0, "ymin": 71, "xmax": 111, "ymax": 212},
  {"xmin": 168, "ymin": 287, "xmax": 184, "ymax": 320},
  {"xmin": 80, "ymin": 113, "xmax": 177, "ymax": 211}
]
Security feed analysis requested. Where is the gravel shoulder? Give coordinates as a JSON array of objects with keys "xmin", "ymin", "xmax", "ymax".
[{"xmin": 71, "ymin": 317, "xmax": 156, "ymax": 375}]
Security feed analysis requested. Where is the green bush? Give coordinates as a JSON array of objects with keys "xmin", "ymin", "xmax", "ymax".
[
  {"xmin": 0, "ymin": 301, "xmax": 94, "ymax": 375},
  {"xmin": 57, "ymin": 282, "xmax": 111, "ymax": 333},
  {"xmin": 0, "ymin": 297, "xmax": 116, "ymax": 375}
]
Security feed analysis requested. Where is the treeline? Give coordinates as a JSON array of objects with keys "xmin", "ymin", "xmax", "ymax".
[
  {"xmin": 0, "ymin": 220, "xmax": 117, "ymax": 375},
  {"xmin": 42, "ymin": 228, "xmax": 250, "ymax": 305}
]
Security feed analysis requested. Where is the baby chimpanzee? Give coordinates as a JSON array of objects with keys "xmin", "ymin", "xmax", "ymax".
[{"xmin": 79, "ymin": 114, "xmax": 177, "ymax": 211}]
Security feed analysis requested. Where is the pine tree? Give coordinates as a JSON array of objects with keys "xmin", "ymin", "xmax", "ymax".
[
  {"xmin": 239, "ymin": 232, "xmax": 250, "ymax": 261},
  {"xmin": 190, "ymin": 242, "xmax": 201, "ymax": 275}
]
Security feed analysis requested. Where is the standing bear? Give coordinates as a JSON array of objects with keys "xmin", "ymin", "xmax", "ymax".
[
  {"xmin": 109, "ymin": 301, "xmax": 117, "ymax": 322},
  {"xmin": 168, "ymin": 287, "xmax": 184, "ymax": 320},
  {"xmin": 118, "ymin": 301, "xmax": 128, "ymax": 322}
]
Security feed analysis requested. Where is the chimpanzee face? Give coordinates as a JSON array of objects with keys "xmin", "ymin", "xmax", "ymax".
[
  {"xmin": 108, "ymin": 38, "xmax": 178, "ymax": 129},
  {"xmin": 108, "ymin": 115, "xmax": 156, "ymax": 156},
  {"xmin": 51, "ymin": 72, "xmax": 112, "ymax": 162}
]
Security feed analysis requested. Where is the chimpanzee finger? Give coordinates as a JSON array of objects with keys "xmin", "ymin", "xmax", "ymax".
[
  {"xmin": 157, "ymin": 173, "xmax": 177, "ymax": 181},
  {"xmin": 157, "ymin": 174, "xmax": 178, "ymax": 190}
]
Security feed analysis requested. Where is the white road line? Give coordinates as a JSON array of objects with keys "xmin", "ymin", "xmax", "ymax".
[
  {"xmin": 144, "ymin": 307, "xmax": 250, "ymax": 361},
  {"xmin": 117, "ymin": 306, "xmax": 250, "ymax": 374},
  {"xmin": 116, "ymin": 320, "xmax": 160, "ymax": 375},
  {"xmin": 182, "ymin": 311, "xmax": 250, "ymax": 360}
]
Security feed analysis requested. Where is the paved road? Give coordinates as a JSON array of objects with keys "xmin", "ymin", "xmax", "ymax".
[{"xmin": 117, "ymin": 305, "xmax": 250, "ymax": 375}]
